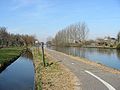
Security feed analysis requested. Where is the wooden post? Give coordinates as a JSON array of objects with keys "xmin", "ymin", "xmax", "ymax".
[{"xmin": 41, "ymin": 42, "xmax": 45, "ymax": 67}]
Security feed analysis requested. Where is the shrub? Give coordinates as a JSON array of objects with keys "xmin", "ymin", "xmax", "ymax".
[{"xmin": 117, "ymin": 43, "xmax": 120, "ymax": 49}]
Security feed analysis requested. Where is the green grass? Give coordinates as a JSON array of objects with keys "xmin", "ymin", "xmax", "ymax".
[{"xmin": 0, "ymin": 47, "xmax": 23, "ymax": 64}]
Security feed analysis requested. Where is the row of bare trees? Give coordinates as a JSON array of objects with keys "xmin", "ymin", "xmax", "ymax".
[
  {"xmin": 52, "ymin": 22, "xmax": 89, "ymax": 46},
  {"xmin": 0, "ymin": 27, "xmax": 37, "ymax": 47}
]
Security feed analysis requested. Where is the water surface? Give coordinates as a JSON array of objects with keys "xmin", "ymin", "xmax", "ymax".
[
  {"xmin": 50, "ymin": 46, "xmax": 120, "ymax": 70},
  {"xmin": 0, "ymin": 52, "xmax": 34, "ymax": 90}
]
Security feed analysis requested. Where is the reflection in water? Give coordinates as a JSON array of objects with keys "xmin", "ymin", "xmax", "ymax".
[
  {"xmin": 0, "ymin": 51, "xmax": 34, "ymax": 90},
  {"xmin": 96, "ymin": 48, "xmax": 115, "ymax": 56},
  {"xmin": 50, "ymin": 46, "xmax": 120, "ymax": 70},
  {"xmin": 116, "ymin": 50, "xmax": 120, "ymax": 60},
  {"xmin": 21, "ymin": 50, "xmax": 33, "ymax": 60}
]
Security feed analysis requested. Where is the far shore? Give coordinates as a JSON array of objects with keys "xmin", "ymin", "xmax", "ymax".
[
  {"xmin": 83, "ymin": 46, "xmax": 116, "ymax": 49},
  {"xmin": 49, "ymin": 45, "xmax": 117, "ymax": 49}
]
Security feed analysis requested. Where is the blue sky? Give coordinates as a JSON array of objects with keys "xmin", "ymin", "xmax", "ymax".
[{"xmin": 0, "ymin": 0, "xmax": 120, "ymax": 41}]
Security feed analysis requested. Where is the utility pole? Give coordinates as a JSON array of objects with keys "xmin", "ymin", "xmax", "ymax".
[{"xmin": 41, "ymin": 42, "xmax": 46, "ymax": 67}]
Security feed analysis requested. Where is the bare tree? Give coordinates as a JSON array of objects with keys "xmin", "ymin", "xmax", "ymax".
[
  {"xmin": 0, "ymin": 27, "xmax": 37, "ymax": 47},
  {"xmin": 53, "ymin": 22, "xmax": 89, "ymax": 46}
]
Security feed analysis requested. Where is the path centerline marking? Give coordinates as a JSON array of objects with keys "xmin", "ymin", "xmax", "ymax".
[{"xmin": 85, "ymin": 70, "xmax": 116, "ymax": 90}]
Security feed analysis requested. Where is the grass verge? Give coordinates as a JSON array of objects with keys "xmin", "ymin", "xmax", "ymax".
[
  {"xmin": 50, "ymin": 49, "xmax": 120, "ymax": 75},
  {"xmin": 32, "ymin": 48, "xmax": 80, "ymax": 90},
  {"xmin": 0, "ymin": 47, "xmax": 23, "ymax": 70}
]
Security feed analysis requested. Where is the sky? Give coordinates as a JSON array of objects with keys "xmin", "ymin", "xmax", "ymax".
[{"xmin": 0, "ymin": 0, "xmax": 120, "ymax": 41}]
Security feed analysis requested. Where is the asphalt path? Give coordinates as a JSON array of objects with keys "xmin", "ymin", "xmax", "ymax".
[{"xmin": 45, "ymin": 49, "xmax": 120, "ymax": 90}]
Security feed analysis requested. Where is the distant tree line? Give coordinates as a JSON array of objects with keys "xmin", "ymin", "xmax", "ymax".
[
  {"xmin": 0, "ymin": 27, "xmax": 37, "ymax": 47},
  {"xmin": 46, "ymin": 24, "xmax": 120, "ymax": 49},
  {"xmin": 51, "ymin": 22, "xmax": 89, "ymax": 46}
]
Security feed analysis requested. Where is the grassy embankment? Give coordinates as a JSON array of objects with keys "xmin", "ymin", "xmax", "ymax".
[
  {"xmin": 0, "ymin": 47, "xmax": 23, "ymax": 71},
  {"xmin": 53, "ymin": 49, "xmax": 120, "ymax": 74},
  {"xmin": 33, "ymin": 48, "xmax": 78, "ymax": 90}
]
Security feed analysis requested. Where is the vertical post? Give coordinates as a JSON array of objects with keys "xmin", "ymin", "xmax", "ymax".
[
  {"xmin": 41, "ymin": 42, "xmax": 45, "ymax": 67},
  {"xmin": 35, "ymin": 40, "xmax": 39, "ymax": 54}
]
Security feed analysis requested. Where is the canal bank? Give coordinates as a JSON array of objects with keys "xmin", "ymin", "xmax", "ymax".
[
  {"xmin": 46, "ymin": 49, "xmax": 120, "ymax": 90},
  {"xmin": 50, "ymin": 46, "xmax": 120, "ymax": 70},
  {"xmin": 0, "ymin": 47, "xmax": 24, "ymax": 72},
  {"xmin": 0, "ymin": 49, "xmax": 35, "ymax": 90},
  {"xmin": 48, "ymin": 48, "xmax": 120, "ymax": 74},
  {"xmin": 32, "ymin": 47, "xmax": 81, "ymax": 90}
]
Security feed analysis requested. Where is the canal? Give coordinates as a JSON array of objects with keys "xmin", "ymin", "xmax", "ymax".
[
  {"xmin": 0, "ymin": 51, "xmax": 34, "ymax": 90},
  {"xmin": 50, "ymin": 46, "xmax": 120, "ymax": 70}
]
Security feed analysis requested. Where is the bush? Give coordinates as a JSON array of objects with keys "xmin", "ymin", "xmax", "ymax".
[
  {"xmin": 110, "ymin": 45, "xmax": 113, "ymax": 47},
  {"xmin": 117, "ymin": 43, "xmax": 120, "ymax": 49}
]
